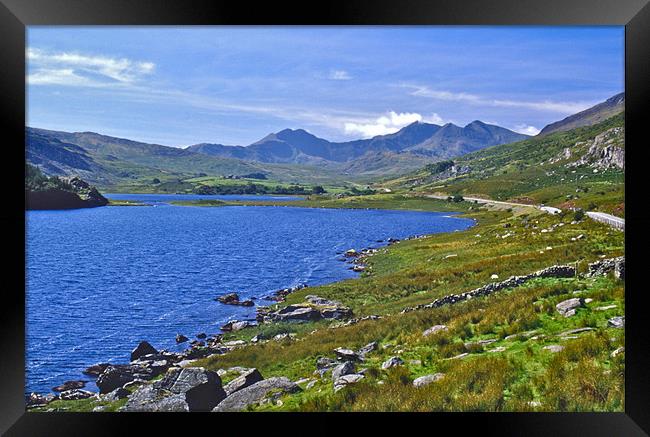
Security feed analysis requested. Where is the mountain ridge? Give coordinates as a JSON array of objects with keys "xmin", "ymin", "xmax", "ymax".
[{"xmin": 186, "ymin": 120, "xmax": 529, "ymax": 164}]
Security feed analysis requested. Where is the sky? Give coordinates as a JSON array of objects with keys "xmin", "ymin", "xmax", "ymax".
[{"xmin": 27, "ymin": 26, "xmax": 624, "ymax": 147}]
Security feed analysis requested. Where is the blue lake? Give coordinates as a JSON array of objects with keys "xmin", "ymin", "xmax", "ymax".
[{"xmin": 25, "ymin": 195, "xmax": 473, "ymax": 394}]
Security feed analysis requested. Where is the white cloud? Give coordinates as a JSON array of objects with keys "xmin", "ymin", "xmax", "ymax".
[
  {"xmin": 27, "ymin": 48, "xmax": 155, "ymax": 86},
  {"xmin": 423, "ymin": 113, "xmax": 445, "ymax": 125},
  {"xmin": 513, "ymin": 124, "xmax": 541, "ymax": 136},
  {"xmin": 343, "ymin": 111, "xmax": 423, "ymax": 138},
  {"xmin": 407, "ymin": 84, "xmax": 595, "ymax": 115},
  {"xmin": 328, "ymin": 69, "xmax": 352, "ymax": 80}
]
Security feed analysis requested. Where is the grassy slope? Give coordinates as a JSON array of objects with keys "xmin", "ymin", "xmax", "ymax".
[
  {"xmin": 34, "ymin": 193, "xmax": 624, "ymax": 413},
  {"xmin": 384, "ymin": 114, "xmax": 624, "ymax": 217}
]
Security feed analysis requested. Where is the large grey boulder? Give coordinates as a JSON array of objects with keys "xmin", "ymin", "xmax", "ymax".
[
  {"xmin": 96, "ymin": 365, "xmax": 154, "ymax": 394},
  {"xmin": 223, "ymin": 368, "xmax": 264, "ymax": 396},
  {"xmin": 122, "ymin": 385, "xmax": 189, "ymax": 412},
  {"xmin": 331, "ymin": 361, "xmax": 356, "ymax": 381},
  {"xmin": 131, "ymin": 341, "xmax": 158, "ymax": 362},
  {"xmin": 123, "ymin": 367, "xmax": 226, "ymax": 412},
  {"xmin": 275, "ymin": 306, "xmax": 322, "ymax": 322},
  {"xmin": 413, "ymin": 373, "xmax": 444, "ymax": 387},
  {"xmin": 212, "ymin": 377, "xmax": 301, "ymax": 412},
  {"xmin": 153, "ymin": 367, "xmax": 227, "ymax": 411},
  {"xmin": 556, "ymin": 298, "xmax": 584, "ymax": 317}
]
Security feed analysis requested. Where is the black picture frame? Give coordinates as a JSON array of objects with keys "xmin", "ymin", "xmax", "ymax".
[{"xmin": 1, "ymin": 0, "xmax": 648, "ymax": 435}]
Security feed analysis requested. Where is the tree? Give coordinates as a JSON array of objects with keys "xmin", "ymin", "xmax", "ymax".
[
  {"xmin": 312, "ymin": 185, "xmax": 326, "ymax": 195},
  {"xmin": 152, "ymin": 178, "xmax": 161, "ymax": 184},
  {"xmin": 452, "ymin": 194, "xmax": 464, "ymax": 203}
]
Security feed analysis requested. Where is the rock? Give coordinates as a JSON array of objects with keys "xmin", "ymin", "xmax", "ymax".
[
  {"xmin": 93, "ymin": 406, "xmax": 107, "ymax": 412},
  {"xmin": 223, "ymin": 340, "xmax": 246, "ymax": 347},
  {"xmin": 223, "ymin": 368, "xmax": 264, "ymax": 396},
  {"xmin": 239, "ymin": 299, "xmax": 254, "ymax": 307},
  {"xmin": 316, "ymin": 357, "xmax": 338, "ymax": 370},
  {"xmin": 59, "ymin": 389, "xmax": 94, "ymax": 400},
  {"xmin": 178, "ymin": 359, "xmax": 198, "ymax": 368},
  {"xmin": 608, "ymin": 316, "xmax": 625, "ymax": 328},
  {"xmin": 26, "ymin": 392, "xmax": 58, "ymax": 407},
  {"xmin": 212, "ymin": 377, "xmax": 301, "ymax": 412},
  {"xmin": 611, "ymin": 346, "xmax": 625, "ymax": 357},
  {"xmin": 333, "ymin": 374, "xmax": 365, "ymax": 392},
  {"xmin": 491, "ymin": 274, "xmax": 499, "ymax": 279},
  {"xmin": 333, "ymin": 348, "xmax": 361, "ymax": 362},
  {"xmin": 176, "ymin": 334, "xmax": 189, "ymax": 343},
  {"xmin": 331, "ymin": 361, "xmax": 356, "ymax": 381},
  {"xmin": 153, "ymin": 367, "xmax": 227, "ymax": 411},
  {"xmin": 559, "ymin": 327, "xmax": 594, "ymax": 336},
  {"xmin": 130, "ymin": 341, "xmax": 158, "ymax": 362},
  {"xmin": 273, "ymin": 306, "xmax": 321, "ymax": 322},
  {"xmin": 543, "ymin": 345, "xmax": 565, "ymax": 353},
  {"xmin": 320, "ymin": 306, "xmax": 353, "ymax": 320},
  {"xmin": 272, "ymin": 333, "xmax": 296, "ymax": 342},
  {"xmin": 103, "ymin": 387, "xmax": 129, "ymax": 401},
  {"xmin": 306, "ymin": 380, "xmax": 318, "ymax": 390},
  {"xmin": 96, "ymin": 365, "xmax": 154, "ymax": 394},
  {"xmin": 306, "ymin": 295, "xmax": 340, "ymax": 306},
  {"xmin": 52, "ymin": 380, "xmax": 86, "ymax": 392},
  {"xmin": 595, "ymin": 305, "xmax": 617, "ymax": 311},
  {"xmin": 216, "ymin": 292, "xmax": 240, "ymax": 304},
  {"xmin": 422, "ymin": 325, "xmax": 448, "ymax": 337},
  {"xmin": 488, "ymin": 347, "xmax": 506, "ymax": 353},
  {"xmin": 381, "ymin": 356, "xmax": 404, "ymax": 369},
  {"xmin": 221, "ymin": 320, "xmax": 253, "ymax": 332},
  {"xmin": 556, "ymin": 298, "xmax": 584, "ymax": 316},
  {"xmin": 196, "ymin": 333, "xmax": 207, "ymax": 339},
  {"xmin": 357, "ymin": 341, "xmax": 379, "ymax": 357},
  {"xmin": 82, "ymin": 363, "xmax": 110, "ymax": 377},
  {"xmin": 122, "ymin": 385, "xmax": 189, "ymax": 412},
  {"xmin": 413, "ymin": 373, "xmax": 444, "ymax": 387},
  {"xmin": 344, "ymin": 249, "xmax": 358, "ymax": 257}
]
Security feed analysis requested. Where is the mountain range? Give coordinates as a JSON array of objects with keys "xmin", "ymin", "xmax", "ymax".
[
  {"xmin": 186, "ymin": 120, "xmax": 529, "ymax": 165},
  {"xmin": 26, "ymin": 93, "xmax": 624, "ymax": 189}
]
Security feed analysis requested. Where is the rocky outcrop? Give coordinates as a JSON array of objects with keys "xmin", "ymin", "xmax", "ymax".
[
  {"xmin": 212, "ymin": 377, "xmax": 301, "ymax": 412},
  {"xmin": 331, "ymin": 361, "xmax": 356, "ymax": 381},
  {"xmin": 216, "ymin": 293, "xmax": 254, "ymax": 307},
  {"xmin": 52, "ymin": 380, "xmax": 86, "ymax": 392},
  {"xmin": 59, "ymin": 389, "xmax": 94, "ymax": 400},
  {"xmin": 223, "ymin": 368, "xmax": 264, "ymax": 396},
  {"xmin": 608, "ymin": 316, "xmax": 625, "ymax": 328},
  {"xmin": 262, "ymin": 295, "xmax": 353, "ymax": 323},
  {"xmin": 123, "ymin": 367, "xmax": 227, "ymax": 412},
  {"xmin": 82, "ymin": 363, "xmax": 110, "ymax": 377},
  {"xmin": 26, "ymin": 175, "xmax": 108, "ymax": 210},
  {"xmin": 402, "ymin": 265, "xmax": 576, "ymax": 314},
  {"xmin": 96, "ymin": 364, "xmax": 155, "ymax": 394},
  {"xmin": 568, "ymin": 127, "xmax": 624, "ymax": 170},
  {"xmin": 423, "ymin": 325, "xmax": 448, "ymax": 337},
  {"xmin": 131, "ymin": 341, "xmax": 158, "ymax": 361}
]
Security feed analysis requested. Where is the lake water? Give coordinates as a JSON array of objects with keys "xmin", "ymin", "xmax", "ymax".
[{"xmin": 25, "ymin": 195, "xmax": 473, "ymax": 394}]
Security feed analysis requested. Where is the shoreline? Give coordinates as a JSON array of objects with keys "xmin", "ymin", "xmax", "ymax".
[{"xmin": 26, "ymin": 201, "xmax": 474, "ymax": 402}]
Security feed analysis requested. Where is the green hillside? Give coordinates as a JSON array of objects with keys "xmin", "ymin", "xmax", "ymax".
[{"xmin": 383, "ymin": 113, "xmax": 624, "ymax": 217}]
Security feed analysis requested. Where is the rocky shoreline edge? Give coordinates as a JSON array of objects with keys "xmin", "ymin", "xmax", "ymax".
[
  {"xmin": 26, "ymin": 233, "xmax": 423, "ymax": 411},
  {"xmin": 27, "ymin": 254, "xmax": 624, "ymax": 412}
]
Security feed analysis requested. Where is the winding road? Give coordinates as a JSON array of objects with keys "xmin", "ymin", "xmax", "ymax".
[{"xmin": 425, "ymin": 194, "xmax": 625, "ymax": 230}]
